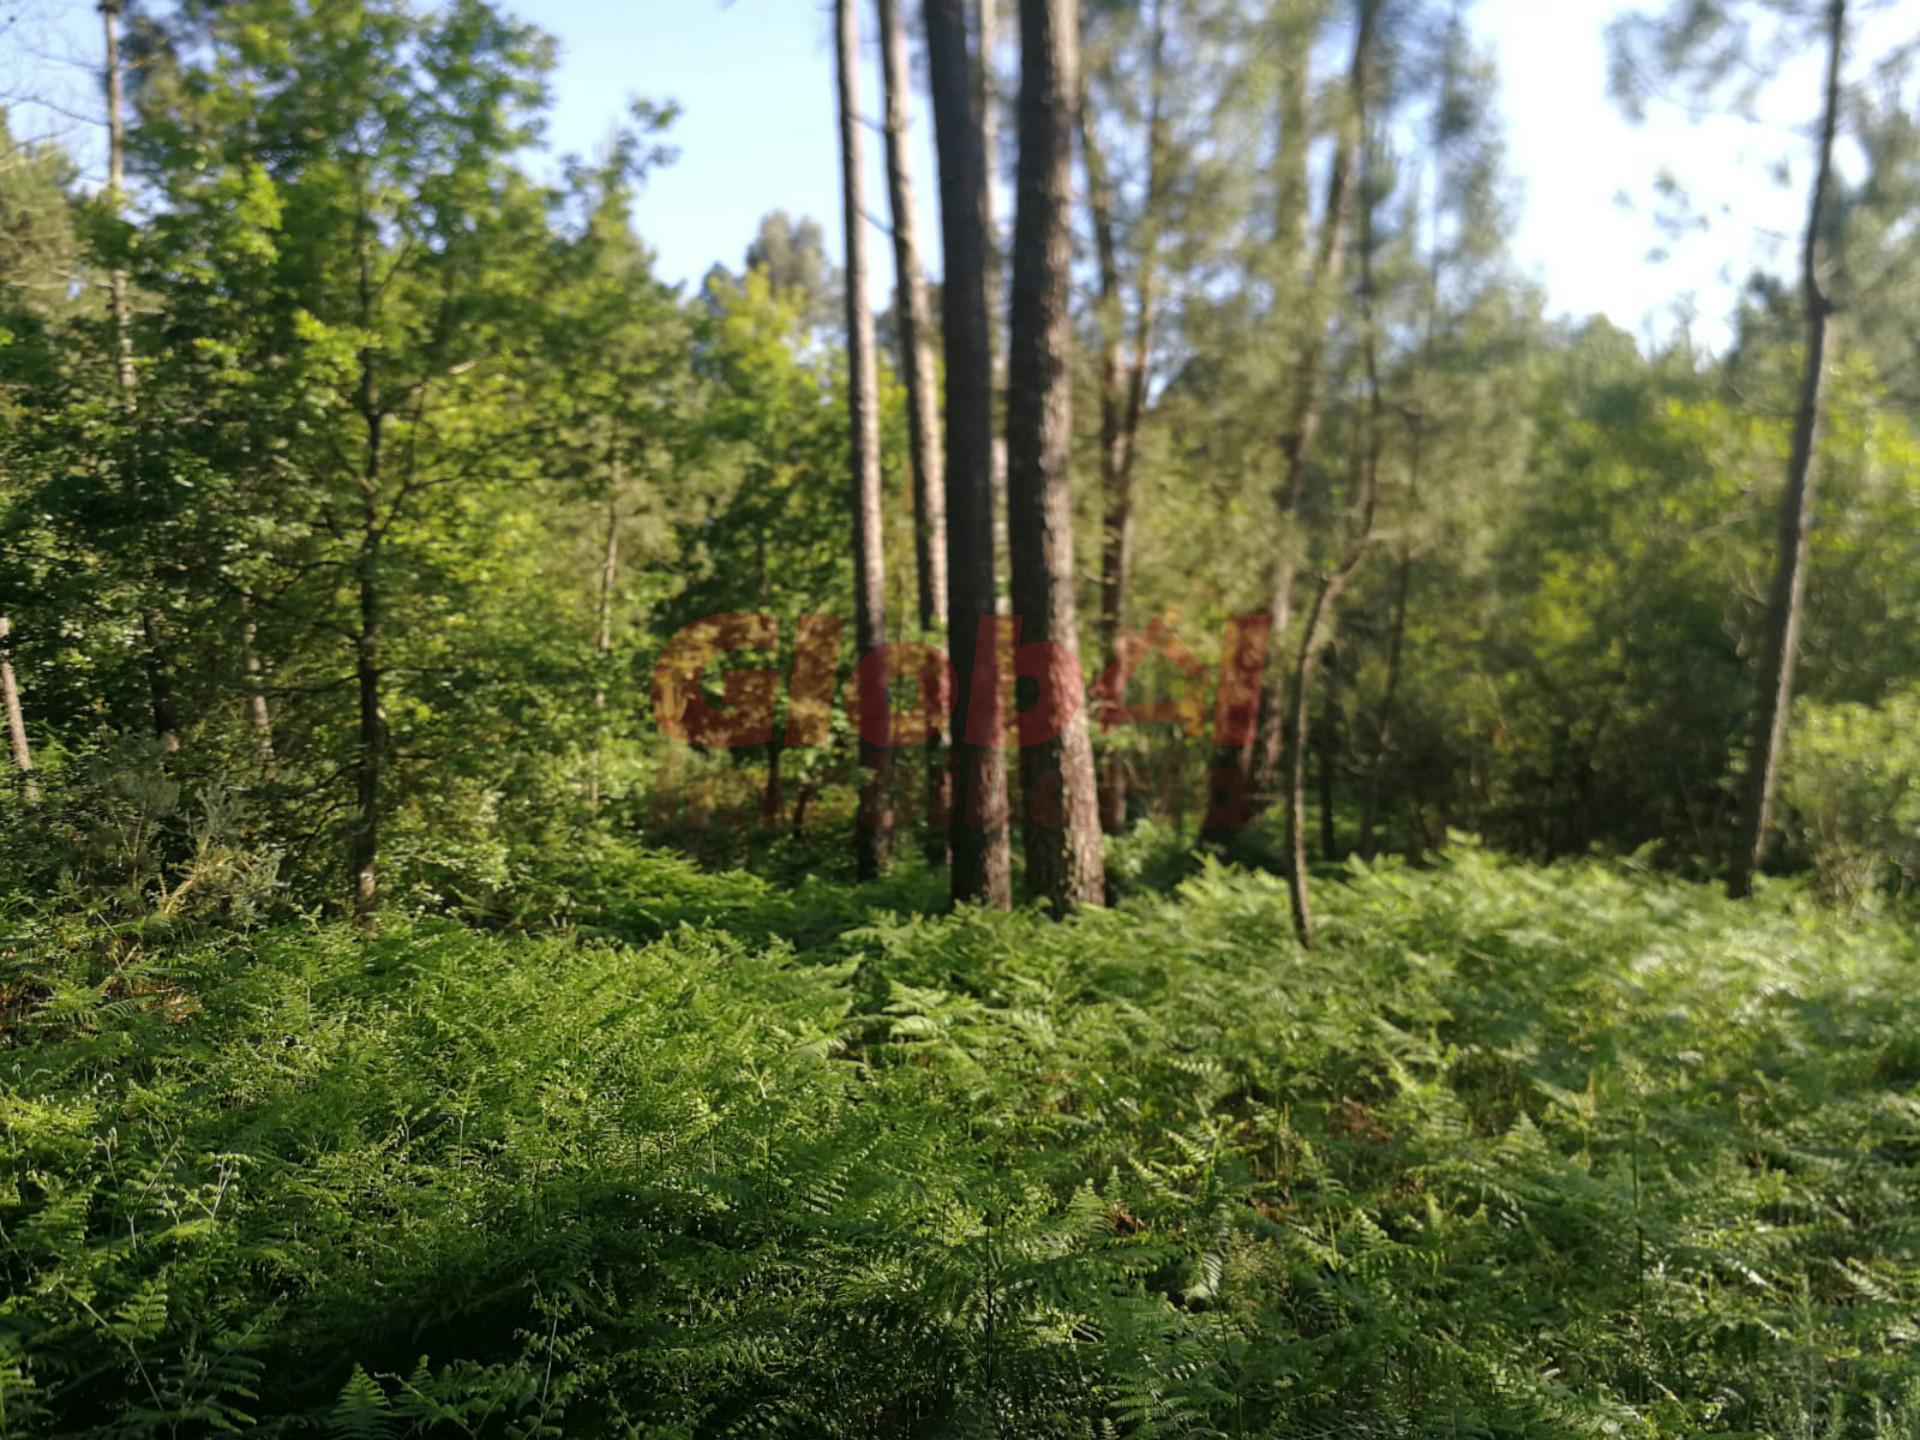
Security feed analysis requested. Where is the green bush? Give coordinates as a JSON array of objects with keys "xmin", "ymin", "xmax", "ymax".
[{"xmin": 1784, "ymin": 685, "xmax": 1920, "ymax": 904}]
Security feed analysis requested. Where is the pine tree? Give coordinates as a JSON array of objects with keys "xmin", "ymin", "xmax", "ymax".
[
  {"xmin": 1251, "ymin": 0, "xmax": 1376, "ymax": 803},
  {"xmin": 926, "ymin": 0, "xmax": 1013, "ymax": 907},
  {"xmin": 836, "ymin": 0, "xmax": 895, "ymax": 880},
  {"xmin": 1080, "ymin": 0, "xmax": 1169, "ymax": 834},
  {"xmin": 1008, "ymin": 0, "xmax": 1103, "ymax": 912},
  {"xmin": 1730, "ymin": 0, "xmax": 1847, "ymax": 897},
  {"xmin": 877, "ymin": 0, "xmax": 953, "ymax": 864}
]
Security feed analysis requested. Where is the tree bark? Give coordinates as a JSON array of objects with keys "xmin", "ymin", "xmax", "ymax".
[
  {"xmin": 837, "ymin": 0, "xmax": 895, "ymax": 882},
  {"xmin": 1082, "ymin": 0, "xmax": 1166, "ymax": 835},
  {"xmin": 976, "ymin": 0, "xmax": 1001, "ymax": 220},
  {"xmin": 1358, "ymin": 543, "xmax": 1411, "ymax": 857},
  {"xmin": 878, "ymin": 0, "xmax": 953, "ymax": 865},
  {"xmin": 1284, "ymin": 553, "xmax": 1368, "ymax": 946},
  {"xmin": 1249, "ymin": 0, "xmax": 1376, "ymax": 802},
  {"xmin": 926, "ymin": 0, "xmax": 1013, "ymax": 907},
  {"xmin": 0, "ymin": 616, "xmax": 39, "ymax": 805},
  {"xmin": 1729, "ymin": 0, "xmax": 1846, "ymax": 899},
  {"xmin": 350, "ymin": 566, "xmax": 382, "ymax": 918},
  {"xmin": 1286, "ymin": 45, "xmax": 1384, "ymax": 950},
  {"xmin": 141, "ymin": 609, "xmax": 181, "ymax": 753},
  {"xmin": 975, "ymin": 0, "xmax": 1012, "ymax": 608},
  {"xmin": 763, "ymin": 736, "xmax": 785, "ymax": 826},
  {"xmin": 792, "ymin": 778, "xmax": 819, "ymax": 836},
  {"xmin": 241, "ymin": 604, "xmax": 277, "ymax": 781},
  {"xmin": 1199, "ymin": 0, "xmax": 1317, "ymax": 845},
  {"xmin": 1008, "ymin": 0, "xmax": 1102, "ymax": 913},
  {"xmin": 1317, "ymin": 640, "xmax": 1341, "ymax": 860},
  {"xmin": 350, "ymin": 392, "xmax": 386, "ymax": 921},
  {"xmin": 100, "ymin": 0, "xmax": 137, "ymax": 399},
  {"xmin": 1356, "ymin": 13, "xmax": 1455, "ymax": 861},
  {"xmin": 589, "ymin": 460, "xmax": 621, "ymax": 815},
  {"xmin": 104, "ymin": 1, "xmax": 185, "ymax": 758},
  {"xmin": 1083, "ymin": 110, "xmax": 1128, "ymax": 833}
]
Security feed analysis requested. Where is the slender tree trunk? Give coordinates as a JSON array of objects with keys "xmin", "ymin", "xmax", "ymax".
[
  {"xmin": 837, "ymin": 0, "xmax": 895, "ymax": 881},
  {"xmin": 0, "ymin": 617, "xmax": 39, "ymax": 804},
  {"xmin": 1356, "ymin": 18, "xmax": 1454, "ymax": 861},
  {"xmin": 1250, "ymin": 0, "xmax": 1376, "ymax": 802},
  {"xmin": 1317, "ymin": 641, "xmax": 1341, "ymax": 859},
  {"xmin": 976, "ymin": 0, "xmax": 1001, "ymax": 215},
  {"xmin": 1284, "ymin": 555, "xmax": 1367, "ymax": 946},
  {"xmin": 349, "ymin": 342, "xmax": 386, "ymax": 918},
  {"xmin": 1729, "ymin": 0, "xmax": 1846, "ymax": 899},
  {"xmin": 100, "ymin": 0, "xmax": 137, "ymax": 399},
  {"xmin": 104, "ymin": 1, "xmax": 185, "ymax": 759},
  {"xmin": 975, "ymin": 0, "xmax": 1012, "ymax": 610},
  {"xmin": 351, "ymin": 525, "xmax": 383, "ymax": 919},
  {"xmin": 1286, "ymin": 57, "xmax": 1384, "ymax": 950},
  {"xmin": 763, "ymin": 736, "xmax": 785, "ymax": 825},
  {"xmin": 140, "ymin": 609, "xmax": 181, "ymax": 753},
  {"xmin": 589, "ymin": 462, "xmax": 621, "ymax": 815},
  {"xmin": 879, "ymin": 0, "xmax": 953, "ymax": 865},
  {"xmin": 1083, "ymin": 109, "xmax": 1130, "ymax": 833},
  {"xmin": 1082, "ymin": 0, "xmax": 1165, "ymax": 834},
  {"xmin": 1358, "ymin": 543, "xmax": 1411, "ymax": 857},
  {"xmin": 1008, "ymin": 0, "xmax": 1102, "ymax": 913},
  {"xmin": 241, "ymin": 603, "xmax": 277, "ymax": 781},
  {"xmin": 927, "ymin": 0, "xmax": 1013, "ymax": 907},
  {"xmin": 1199, "ymin": 0, "xmax": 1315, "ymax": 845},
  {"xmin": 1171, "ymin": 737, "xmax": 1189, "ymax": 838}
]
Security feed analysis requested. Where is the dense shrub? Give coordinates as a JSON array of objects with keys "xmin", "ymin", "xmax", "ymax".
[
  {"xmin": 2, "ymin": 849, "xmax": 1916, "ymax": 1436},
  {"xmin": 1784, "ymin": 685, "xmax": 1920, "ymax": 905}
]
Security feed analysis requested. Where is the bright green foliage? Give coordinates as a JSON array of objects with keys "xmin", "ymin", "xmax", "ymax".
[
  {"xmin": 1783, "ymin": 684, "xmax": 1920, "ymax": 904},
  {"xmin": 5, "ymin": 847, "xmax": 1916, "ymax": 1436}
]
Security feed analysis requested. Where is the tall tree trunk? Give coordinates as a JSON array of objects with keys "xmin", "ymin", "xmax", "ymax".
[
  {"xmin": 100, "ymin": 0, "xmax": 137, "ymax": 399},
  {"xmin": 1199, "ymin": 0, "xmax": 1316, "ymax": 846},
  {"xmin": 879, "ymin": 0, "xmax": 953, "ymax": 865},
  {"xmin": 1283, "ymin": 555, "xmax": 1367, "ymax": 945},
  {"xmin": 1082, "ymin": 0, "xmax": 1166, "ymax": 835},
  {"xmin": 1170, "ymin": 735, "xmax": 1189, "ymax": 838},
  {"xmin": 1083, "ymin": 111, "xmax": 1129, "ymax": 832},
  {"xmin": 1008, "ymin": 0, "xmax": 1102, "ymax": 914},
  {"xmin": 976, "ymin": 0, "xmax": 1001, "ymax": 218},
  {"xmin": 837, "ymin": 0, "xmax": 895, "ymax": 882},
  {"xmin": 1317, "ymin": 640, "xmax": 1341, "ymax": 859},
  {"xmin": 351, "ymin": 524, "xmax": 383, "ymax": 919},
  {"xmin": 1250, "ymin": 0, "xmax": 1376, "ymax": 802},
  {"xmin": 926, "ymin": 0, "xmax": 1013, "ymax": 907},
  {"xmin": 1358, "ymin": 543, "xmax": 1411, "ymax": 857},
  {"xmin": 1729, "ymin": 0, "xmax": 1846, "ymax": 899},
  {"xmin": 141, "ymin": 609, "xmax": 181, "ymax": 753},
  {"xmin": 975, "ymin": 0, "xmax": 1012, "ymax": 611},
  {"xmin": 241, "ymin": 602, "xmax": 277, "ymax": 781},
  {"xmin": 1286, "ymin": 60, "xmax": 1384, "ymax": 950},
  {"xmin": 763, "ymin": 736, "xmax": 785, "ymax": 825},
  {"xmin": 589, "ymin": 460, "xmax": 621, "ymax": 815},
  {"xmin": 349, "ymin": 341, "xmax": 386, "ymax": 919},
  {"xmin": 0, "ymin": 617, "xmax": 39, "ymax": 804},
  {"xmin": 104, "ymin": 0, "xmax": 185, "ymax": 758},
  {"xmin": 1356, "ymin": 17, "xmax": 1452, "ymax": 862}
]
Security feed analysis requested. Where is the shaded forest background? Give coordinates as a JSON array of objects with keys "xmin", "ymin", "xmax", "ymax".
[{"xmin": 1, "ymin": 0, "xmax": 1917, "ymax": 922}]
